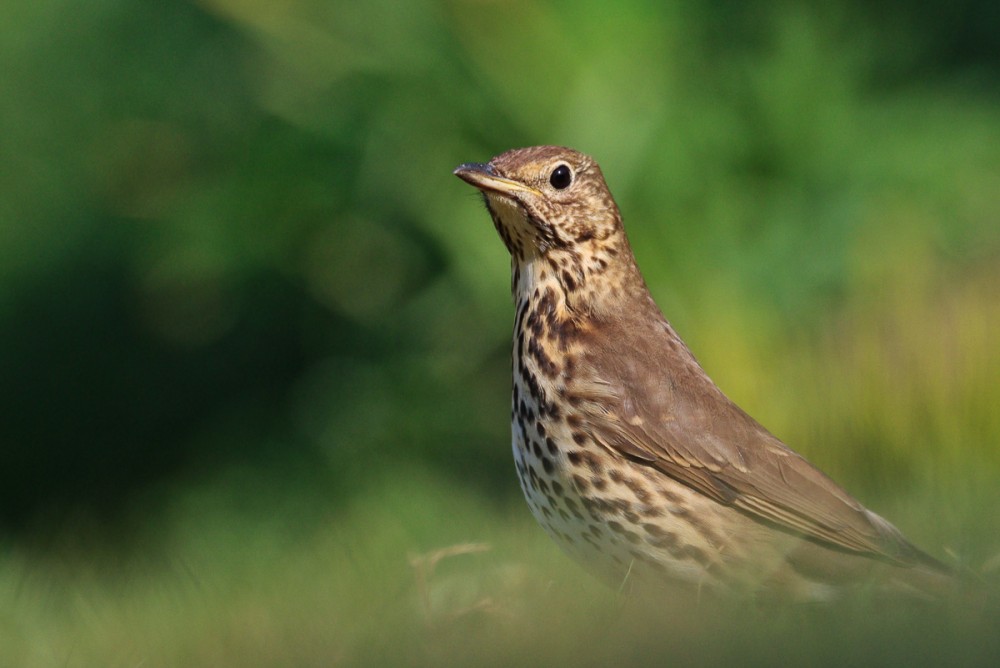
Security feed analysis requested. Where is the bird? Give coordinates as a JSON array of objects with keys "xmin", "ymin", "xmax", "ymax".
[{"xmin": 453, "ymin": 145, "xmax": 953, "ymax": 601}]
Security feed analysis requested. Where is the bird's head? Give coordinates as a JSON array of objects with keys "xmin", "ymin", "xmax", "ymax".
[{"xmin": 454, "ymin": 146, "xmax": 625, "ymax": 263}]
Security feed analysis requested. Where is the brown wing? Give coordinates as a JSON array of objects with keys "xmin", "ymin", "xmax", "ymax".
[{"xmin": 575, "ymin": 317, "xmax": 943, "ymax": 568}]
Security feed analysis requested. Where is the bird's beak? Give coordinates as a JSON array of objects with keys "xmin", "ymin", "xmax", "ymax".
[{"xmin": 453, "ymin": 162, "xmax": 541, "ymax": 197}]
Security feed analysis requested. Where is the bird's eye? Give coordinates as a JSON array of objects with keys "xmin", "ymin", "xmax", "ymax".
[{"xmin": 549, "ymin": 164, "xmax": 572, "ymax": 190}]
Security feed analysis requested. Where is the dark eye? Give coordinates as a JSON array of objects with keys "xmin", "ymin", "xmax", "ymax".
[{"xmin": 549, "ymin": 164, "xmax": 572, "ymax": 190}]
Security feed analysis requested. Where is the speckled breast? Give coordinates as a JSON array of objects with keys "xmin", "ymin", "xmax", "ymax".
[{"xmin": 508, "ymin": 286, "xmax": 731, "ymax": 590}]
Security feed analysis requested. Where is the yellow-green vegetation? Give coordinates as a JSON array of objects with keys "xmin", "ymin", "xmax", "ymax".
[
  {"xmin": 2, "ymin": 461, "xmax": 999, "ymax": 666},
  {"xmin": 1, "ymin": 0, "xmax": 999, "ymax": 665}
]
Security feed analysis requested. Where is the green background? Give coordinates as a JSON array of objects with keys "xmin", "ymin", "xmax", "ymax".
[{"xmin": 2, "ymin": 0, "xmax": 999, "ymax": 664}]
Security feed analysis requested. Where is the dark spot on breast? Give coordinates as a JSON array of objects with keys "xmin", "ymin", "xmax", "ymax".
[
  {"xmin": 536, "ymin": 421, "xmax": 546, "ymax": 438},
  {"xmin": 546, "ymin": 437, "xmax": 558, "ymax": 456},
  {"xmin": 541, "ymin": 456, "xmax": 554, "ymax": 475},
  {"xmin": 656, "ymin": 487, "xmax": 682, "ymax": 504},
  {"xmin": 573, "ymin": 474, "xmax": 589, "ymax": 492},
  {"xmin": 527, "ymin": 336, "xmax": 559, "ymax": 378},
  {"xmin": 536, "ymin": 288, "xmax": 556, "ymax": 321},
  {"xmin": 515, "ymin": 466, "xmax": 526, "ymax": 486},
  {"xmin": 581, "ymin": 451, "xmax": 602, "ymax": 475},
  {"xmin": 567, "ymin": 450, "xmax": 583, "ymax": 466},
  {"xmin": 563, "ymin": 354, "xmax": 575, "ymax": 374},
  {"xmin": 622, "ymin": 478, "xmax": 649, "ymax": 502},
  {"xmin": 586, "ymin": 497, "xmax": 616, "ymax": 517},
  {"xmin": 526, "ymin": 310, "xmax": 543, "ymax": 338},
  {"xmin": 643, "ymin": 523, "xmax": 669, "ymax": 538},
  {"xmin": 564, "ymin": 498, "xmax": 585, "ymax": 521},
  {"xmin": 688, "ymin": 520, "xmax": 722, "ymax": 549},
  {"xmin": 515, "ymin": 297, "xmax": 528, "ymax": 325},
  {"xmin": 536, "ymin": 397, "xmax": 549, "ymax": 418},
  {"xmin": 521, "ymin": 371, "xmax": 547, "ymax": 409},
  {"xmin": 552, "ymin": 320, "xmax": 579, "ymax": 351},
  {"xmin": 551, "ymin": 481, "xmax": 564, "ymax": 497},
  {"xmin": 645, "ymin": 527, "xmax": 679, "ymax": 550},
  {"xmin": 607, "ymin": 521, "xmax": 641, "ymax": 544},
  {"xmin": 621, "ymin": 475, "xmax": 640, "ymax": 491},
  {"xmin": 682, "ymin": 545, "xmax": 710, "ymax": 567},
  {"xmin": 608, "ymin": 469, "xmax": 623, "ymax": 484},
  {"xmin": 608, "ymin": 497, "xmax": 639, "ymax": 522},
  {"xmin": 541, "ymin": 288, "xmax": 563, "ymax": 329},
  {"xmin": 532, "ymin": 441, "xmax": 542, "ymax": 459},
  {"xmin": 639, "ymin": 505, "xmax": 663, "ymax": 518},
  {"xmin": 571, "ymin": 431, "xmax": 587, "ymax": 445}
]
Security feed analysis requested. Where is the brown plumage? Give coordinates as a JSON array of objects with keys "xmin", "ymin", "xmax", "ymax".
[{"xmin": 454, "ymin": 145, "xmax": 952, "ymax": 600}]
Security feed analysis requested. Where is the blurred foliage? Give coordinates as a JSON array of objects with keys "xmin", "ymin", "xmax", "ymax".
[{"xmin": 1, "ymin": 0, "xmax": 999, "ymax": 664}]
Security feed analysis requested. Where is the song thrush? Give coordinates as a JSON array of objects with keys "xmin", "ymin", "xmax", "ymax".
[{"xmin": 454, "ymin": 145, "xmax": 952, "ymax": 600}]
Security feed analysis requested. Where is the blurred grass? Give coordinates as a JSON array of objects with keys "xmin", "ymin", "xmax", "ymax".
[
  {"xmin": 1, "ymin": 0, "xmax": 1000, "ymax": 664},
  {"xmin": 2, "ymin": 465, "xmax": 998, "ymax": 666}
]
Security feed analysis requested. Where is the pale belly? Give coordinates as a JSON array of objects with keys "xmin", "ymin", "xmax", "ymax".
[{"xmin": 510, "ymin": 413, "xmax": 723, "ymax": 590}]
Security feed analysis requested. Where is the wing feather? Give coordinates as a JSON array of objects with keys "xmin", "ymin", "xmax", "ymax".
[{"xmin": 576, "ymin": 319, "xmax": 942, "ymax": 568}]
